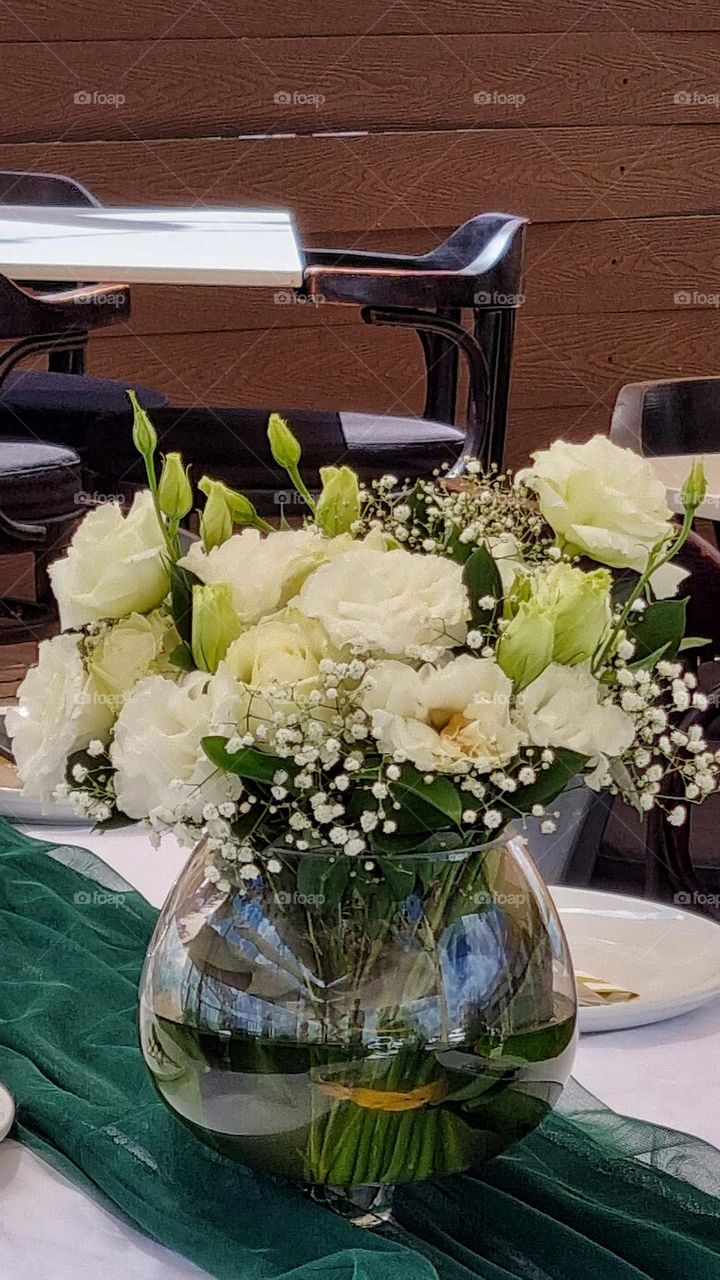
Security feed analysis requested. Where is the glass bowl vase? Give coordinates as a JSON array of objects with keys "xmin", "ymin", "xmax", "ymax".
[{"xmin": 139, "ymin": 831, "xmax": 577, "ymax": 1222}]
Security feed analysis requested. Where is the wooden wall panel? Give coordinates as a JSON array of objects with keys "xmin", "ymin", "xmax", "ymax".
[
  {"xmin": 85, "ymin": 214, "xmax": 720, "ymax": 338},
  {"xmin": 2, "ymin": 1, "xmax": 719, "ymax": 41},
  {"xmin": 2, "ymin": 1, "xmax": 720, "ymax": 471},
  {"xmin": 5, "ymin": 35, "xmax": 720, "ymax": 141},
  {"xmin": 1, "ymin": 128, "xmax": 720, "ymax": 234},
  {"xmin": 77, "ymin": 309, "xmax": 718, "ymax": 418}
]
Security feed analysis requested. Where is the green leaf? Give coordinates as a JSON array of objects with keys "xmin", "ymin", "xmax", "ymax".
[
  {"xmin": 628, "ymin": 598, "xmax": 687, "ymax": 662},
  {"xmin": 394, "ymin": 766, "xmax": 463, "ymax": 827},
  {"xmin": 377, "ymin": 857, "xmax": 415, "ymax": 902},
  {"xmin": 678, "ymin": 635, "xmax": 711, "ymax": 652},
  {"xmin": 463, "ymin": 544, "xmax": 503, "ymax": 627},
  {"xmin": 168, "ymin": 561, "xmax": 202, "ymax": 646},
  {"xmin": 296, "ymin": 856, "xmax": 327, "ymax": 900},
  {"xmin": 201, "ymin": 735, "xmax": 285, "ymax": 784},
  {"xmin": 513, "ymin": 749, "xmax": 587, "ymax": 812},
  {"xmin": 296, "ymin": 855, "xmax": 349, "ymax": 910},
  {"xmin": 628, "ymin": 641, "xmax": 671, "ymax": 671},
  {"xmin": 169, "ymin": 641, "xmax": 195, "ymax": 671}
]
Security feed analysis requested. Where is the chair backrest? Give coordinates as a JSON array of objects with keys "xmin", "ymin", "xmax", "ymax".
[
  {"xmin": 611, "ymin": 377, "xmax": 720, "ymax": 457},
  {"xmin": 0, "ymin": 171, "xmax": 100, "ymax": 208},
  {"xmin": 303, "ymin": 213, "xmax": 527, "ymax": 469}
]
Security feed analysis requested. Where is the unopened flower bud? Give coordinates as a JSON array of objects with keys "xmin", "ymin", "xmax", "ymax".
[
  {"xmin": 199, "ymin": 476, "xmax": 265, "ymax": 529},
  {"xmin": 680, "ymin": 459, "xmax": 707, "ymax": 513},
  {"xmin": 200, "ymin": 483, "xmax": 233, "ymax": 551},
  {"xmin": 158, "ymin": 452, "xmax": 193, "ymax": 520},
  {"xmin": 316, "ymin": 465, "xmax": 361, "ymax": 536},
  {"xmin": 191, "ymin": 582, "xmax": 242, "ymax": 673},
  {"xmin": 267, "ymin": 413, "xmax": 302, "ymax": 469},
  {"xmin": 128, "ymin": 390, "xmax": 157, "ymax": 458}
]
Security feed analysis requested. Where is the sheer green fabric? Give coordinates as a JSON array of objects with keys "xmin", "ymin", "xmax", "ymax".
[{"xmin": 1, "ymin": 817, "xmax": 720, "ymax": 1280}]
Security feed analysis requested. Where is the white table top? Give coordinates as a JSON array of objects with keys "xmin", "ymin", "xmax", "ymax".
[
  {"xmin": 0, "ymin": 205, "xmax": 303, "ymax": 287},
  {"xmin": 2, "ymin": 821, "xmax": 719, "ymax": 1279},
  {"xmin": 651, "ymin": 453, "xmax": 720, "ymax": 521}
]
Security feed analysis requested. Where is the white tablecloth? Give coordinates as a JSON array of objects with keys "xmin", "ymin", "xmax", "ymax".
[{"xmin": 3, "ymin": 822, "xmax": 720, "ymax": 1280}]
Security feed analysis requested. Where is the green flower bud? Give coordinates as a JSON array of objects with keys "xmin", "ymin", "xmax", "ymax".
[
  {"xmin": 200, "ymin": 483, "xmax": 233, "ymax": 552},
  {"xmin": 198, "ymin": 476, "xmax": 270, "ymax": 530},
  {"xmin": 498, "ymin": 602, "xmax": 555, "ymax": 690},
  {"xmin": 315, "ymin": 465, "xmax": 361, "ymax": 537},
  {"xmin": 158, "ymin": 452, "xmax": 193, "ymax": 521},
  {"xmin": 498, "ymin": 563, "xmax": 612, "ymax": 688},
  {"xmin": 267, "ymin": 413, "xmax": 302, "ymax": 469},
  {"xmin": 128, "ymin": 390, "xmax": 157, "ymax": 459},
  {"xmin": 680, "ymin": 459, "xmax": 707, "ymax": 514},
  {"xmin": 191, "ymin": 582, "xmax": 242, "ymax": 673}
]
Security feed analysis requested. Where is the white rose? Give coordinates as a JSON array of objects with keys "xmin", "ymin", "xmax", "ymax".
[
  {"xmin": 6, "ymin": 633, "xmax": 114, "ymax": 806},
  {"xmin": 110, "ymin": 669, "xmax": 241, "ymax": 822},
  {"xmin": 86, "ymin": 609, "xmax": 179, "ymax": 710},
  {"xmin": 49, "ymin": 490, "xmax": 169, "ymax": 629},
  {"xmin": 297, "ymin": 546, "xmax": 469, "ymax": 657},
  {"xmin": 179, "ymin": 528, "xmax": 330, "ymax": 626},
  {"xmin": 362, "ymin": 655, "xmax": 523, "ymax": 773},
  {"xmin": 516, "ymin": 663, "xmax": 635, "ymax": 759},
  {"xmin": 517, "ymin": 435, "xmax": 673, "ymax": 572}
]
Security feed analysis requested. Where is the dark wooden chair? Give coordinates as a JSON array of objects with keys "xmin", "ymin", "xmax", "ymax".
[
  {"xmin": 610, "ymin": 376, "xmax": 720, "ymax": 458},
  {"xmin": 302, "ymin": 213, "xmax": 527, "ymax": 471},
  {"xmin": 610, "ymin": 375, "xmax": 720, "ymax": 550},
  {"xmin": 0, "ymin": 170, "xmax": 131, "ymax": 379},
  {"xmin": 85, "ymin": 214, "xmax": 528, "ymax": 510},
  {"xmin": 0, "ymin": 170, "xmax": 168, "ymax": 447}
]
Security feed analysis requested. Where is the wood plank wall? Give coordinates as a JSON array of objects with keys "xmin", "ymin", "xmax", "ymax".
[{"xmin": 2, "ymin": 1, "xmax": 720, "ymax": 464}]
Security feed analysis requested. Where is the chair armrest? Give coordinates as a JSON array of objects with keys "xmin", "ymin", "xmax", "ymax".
[
  {"xmin": 0, "ymin": 275, "xmax": 130, "ymax": 336},
  {"xmin": 303, "ymin": 214, "xmax": 527, "ymax": 308}
]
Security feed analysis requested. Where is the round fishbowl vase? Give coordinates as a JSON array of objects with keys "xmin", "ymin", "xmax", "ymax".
[{"xmin": 140, "ymin": 833, "xmax": 577, "ymax": 1222}]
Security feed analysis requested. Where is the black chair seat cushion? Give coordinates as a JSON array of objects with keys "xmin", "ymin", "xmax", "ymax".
[
  {"xmin": 0, "ymin": 438, "xmax": 82, "ymax": 520},
  {"xmin": 86, "ymin": 406, "xmax": 464, "ymax": 513},
  {"xmin": 0, "ymin": 372, "xmax": 170, "ymax": 451}
]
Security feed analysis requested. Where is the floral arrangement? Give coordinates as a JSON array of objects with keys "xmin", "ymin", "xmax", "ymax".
[
  {"xmin": 10, "ymin": 401, "xmax": 719, "ymax": 1194},
  {"xmin": 9, "ymin": 404, "xmax": 717, "ymax": 870}
]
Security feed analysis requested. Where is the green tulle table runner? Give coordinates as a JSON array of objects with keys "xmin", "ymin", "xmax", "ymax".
[{"xmin": 2, "ymin": 817, "xmax": 720, "ymax": 1280}]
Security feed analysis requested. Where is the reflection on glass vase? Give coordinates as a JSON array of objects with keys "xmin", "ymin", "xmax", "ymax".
[{"xmin": 140, "ymin": 832, "xmax": 577, "ymax": 1223}]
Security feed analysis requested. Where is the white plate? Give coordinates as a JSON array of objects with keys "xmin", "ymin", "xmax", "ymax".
[
  {"xmin": 550, "ymin": 885, "xmax": 720, "ymax": 1032},
  {"xmin": 0, "ymin": 785, "xmax": 92, "ymax": 826},
  {"xmin": 0, "ymin": 1084, "xmax": 14, "ymax": 1140}
]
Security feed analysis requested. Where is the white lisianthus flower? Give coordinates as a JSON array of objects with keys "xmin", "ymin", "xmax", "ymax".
[
  {"xmin": 86, "ymin": 609, "xmax": 179, "ymax": 709},
  {"xmin": 297, "ymin": 546, "xmax": 469, "ymax": 657},
  {"xmin": 516, "ymin": 663, "xmax": 635, "ymax": 759},
  {"xmin": 361, "ymin": 655, "xmax": 523, "ymax": 773},
  {"xmin": 49, "ymin": 491, "xmax": 169, "ymax": 629},
  {"xmin": 516, "ymin": 435, "xmax": 673, "ymax": 572},
  {"xmin": 6, "ymin": 634, "xmax": 114, "ymax": 806},
  {"xmin": 179, "ymin": 527, "xmax": 330, "ymax": 626},
  {"xmin": 110, "ymin": 668, "xmax": 241, "ymax": 822},
  {"xmin": 225, "ymin": 609, "xmax": 330, "ymax": 687}
]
